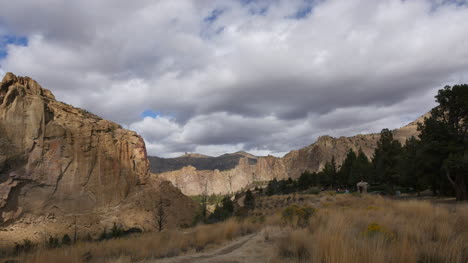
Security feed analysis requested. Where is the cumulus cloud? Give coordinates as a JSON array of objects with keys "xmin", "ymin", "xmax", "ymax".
[{"xmin": 1, "ymin": 0, "xmax": 468, "ymax": 157}]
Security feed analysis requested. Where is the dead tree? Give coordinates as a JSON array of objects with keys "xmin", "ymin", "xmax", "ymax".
[
  {"xmin": 200, "ymin": 180, "xmax": 209, "ymax": 218},
  {"xmin": 156, "ymin": 196, "xmax": 167, "ymax": 232},
  {"xmin": 73, "ymin": 215, "xmax": 77, "ymax": 243}
]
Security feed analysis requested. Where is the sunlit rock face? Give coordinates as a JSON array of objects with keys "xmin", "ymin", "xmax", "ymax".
[{"xmin": 0, "ymin": 73, "xmax": 197, "ymax": 242}]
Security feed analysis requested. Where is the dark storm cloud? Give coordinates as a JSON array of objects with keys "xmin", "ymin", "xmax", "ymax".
[{"xmin": 1, "ymin": 0, "xmax": 468, "ymax": 157}]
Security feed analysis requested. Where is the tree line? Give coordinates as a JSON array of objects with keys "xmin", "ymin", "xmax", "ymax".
[{"xmin": 268, "ymin": 84, "xmax": 467, "ymax": 201}]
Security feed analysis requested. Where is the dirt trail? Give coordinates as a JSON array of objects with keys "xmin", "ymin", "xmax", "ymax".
[{"xmin": 148, "ymin": 231, "xmax": 277, "ymax": 263}]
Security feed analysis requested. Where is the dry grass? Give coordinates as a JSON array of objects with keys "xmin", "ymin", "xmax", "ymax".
[
  {"xmin": 12, "ymin": 219, "xmax": 258, "ymax": 263},
  {"xmin": 6, "ymin": 194, "xmax": 467, "ymax": 263},
  {"xmin": 275, "ymin": 195, "xmax": 468, "ymax": 263}
]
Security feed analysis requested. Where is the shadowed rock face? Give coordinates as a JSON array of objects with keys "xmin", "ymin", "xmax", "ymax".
[
  {"xmin": 153, "ymin": 116, "xmax": 426, "ymax": 196},
  {"xmin": 0, "ymin": 73, "xmax": 197, "ymax": 242},
  {"xmin": 149, "ymin": 153, "xmax": 257, "ymax": 174}
]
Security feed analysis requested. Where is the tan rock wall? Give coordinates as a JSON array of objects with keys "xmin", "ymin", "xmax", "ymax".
[{"xmin": 0, "ymin": 73, "xmax": 197, "ymax": 243}]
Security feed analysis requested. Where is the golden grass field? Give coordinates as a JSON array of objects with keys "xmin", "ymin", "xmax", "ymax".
[
  {"xmin": 4, "ymin": 193, "xmax": 468, "ymax": 263},
  {"xmin": 271, "ymin": 194, "xmax": 468, "ymax": 263}
]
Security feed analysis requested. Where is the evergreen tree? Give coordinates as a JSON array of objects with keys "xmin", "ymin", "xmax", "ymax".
[
  {"xmin": 372, "ymin": 129, "xmax": 402, "ymax": 190},
  {"xmin": 220, "ymin": 196, "xmax": 234, "ymax": 214},
  {"xmin": 322, "ymin": 157, "xmax": 338, "ymax": 188},
  {"xmin": 418, "ymin": 84, "xmax": 467, "ymax": 200},
  {"xmin": 61, "ymin": 234, "xmax": 71, "ymax": 246},
  {"xmin": 339, "ymin": 149, "xmax": 357, "ymax": 187},
  {"xmin": 298, "ymin": 171, "xmax": 313, "ymax": 190},
  {"xmin": 354, "ymin": 148, "xmax": 372, "ymax": 183},
  {"xmin": 244, "ymin": 190, "xmax": 255, "ymax": 210},
  {"xmin": 208, "ymin": 196, "xmax": 234, "ymax": 223},
  {"xmin": 399, "ymin": 136, "xmax": 426, "ymax": 195},
  {"xmin": 266, "ymin": 178, "xmax": 279, "ymax": 195}
]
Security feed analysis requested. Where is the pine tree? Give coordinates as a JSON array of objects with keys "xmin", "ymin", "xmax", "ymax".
[
  {"xmin": 355, "ymin": 148, "xmax": 371, "ymax": 183},
  {"xmin": 399, "ymin": 136, "xmax": 425, "ymax": 195},
  {"xmin": 323, "ymin": 156, "xmax": 338, "ymax": 188},
  {"xmin": 244, "ymin": 190, "xmax": 255, "ymax": 210},
  {"xmin": 418, "ymin": 84, "xmax": 467, "ymax": 200},
  {"xmin": 339, "ymin": 149, "xmax": 357, "ymax": 187},
  {"xmin": 372, "ymin": 129, "xmax": 402, "ymax": 191}
]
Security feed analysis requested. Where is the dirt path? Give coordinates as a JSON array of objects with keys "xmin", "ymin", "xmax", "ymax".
[{"xmin": 148, "ymin": 230, "xmax": 278, "ymax": 263}]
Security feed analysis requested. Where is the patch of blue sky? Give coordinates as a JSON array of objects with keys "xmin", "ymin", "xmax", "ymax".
[
  {"xmin": 0, "ymin": 34, "xmax": 28, "ymax": 59},
  {"xmin": 141, "ymin": 110, "xmax": 161, "ymax": 119},
  {"xmin": 249, "ymin": 6, "xmax": 268, "ymax": 15},
  {"xmin": 429, "ymin": 0, "xmax": 468, "ymax": 12},
  {"xmin": 285, "ymin": 0, "xmax": 322, "ymax": 20},
  {"xmin": 204, "ymin": 8, "xmax": 224, "ymax": 24},
  {"xmin": 201, "ymin": 8, "xmax": 226, "ymax": 39},
  {"xmin": 292, "ymin": 5, "xmax": 313, "ymax": 19},
  {"xmin": 238, "ymin": 0, "xmax": 256, "ymax": 6}
]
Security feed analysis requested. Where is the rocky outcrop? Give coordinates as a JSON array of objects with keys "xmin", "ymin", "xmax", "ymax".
[
  {"xmin": 0, "ymin": 73, "xmax": 197, "ymax": 243},
  {"xmin": 154, "ymin": 116, "xmax": 426, "ymax": 196},
  {"xmin": 155, "ymin": 155, "xmax": 287, "ymax": 195}
]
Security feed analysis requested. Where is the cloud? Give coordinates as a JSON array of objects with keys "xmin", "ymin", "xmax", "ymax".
[{"xmin": 1, "ymin": 0, "xmax": 468, "ymax": 157}]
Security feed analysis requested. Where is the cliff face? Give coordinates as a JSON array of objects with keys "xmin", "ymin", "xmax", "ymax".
[
  {"xmin": 0, "ymin": 73, "xmax": 197, "ymax": 242},
  {"xmin": 155, "ymin": 155, "xmax": 287, "ymax": 196},
  {"xmin": 155, "ymin": 116, "xmax": 425, "ymax": 196}
]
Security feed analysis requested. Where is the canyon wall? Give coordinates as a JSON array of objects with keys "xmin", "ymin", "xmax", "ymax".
[{"xmin": 0, "ymin": 73, "xmax": 197, "ymax": 243}]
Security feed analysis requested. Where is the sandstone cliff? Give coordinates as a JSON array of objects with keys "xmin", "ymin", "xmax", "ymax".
[
  {"xmin": 0, "ymin": 73, "xmax": 197, "ymax": 243},
  {"xmin": 154, "ymin": 116, "xmax": 426, "ymax": 196}
]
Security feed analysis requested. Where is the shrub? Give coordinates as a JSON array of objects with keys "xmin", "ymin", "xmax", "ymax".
[
  {"xmin": 110, "ymin": 222, "xmax": 124, "ymax": 238},
  {"xmin": 305, "ymin": 187, "xmax": 320, "ymax": 195},
  {"xmin": 282, "ymin": 205, "xmax": 316, "ymax": 227},
  {"xmin": 47, "ymin": 236, "xmax": 59, "ymax": 248},
  {"xmin": 234, "ymin": 207, "xmax": 249, "ymax": 218},
  {"xmin": 363, "ymin": 222, "xmax": 395, "ymax": 241},
  {"xmin": 14, "ymin": 239, "xmax": 35, "ymax": 255},
  {"xmin": 98, "ymin": 228, "xmax": 108, "ymax": 241},
  {"xmin": 61, "ymin": 234, "xmax": 72, "ymax": 246},
  {"xmin": 84, "ymin": 233, "xmax": 93, "ymax": 242},
  {"xmin": 207, "ymin": 196, "xmax": 234, "ymax": 223},
  {"xmin": 244, "ymin": 190, "xmax": 255, "ymax": 210}
]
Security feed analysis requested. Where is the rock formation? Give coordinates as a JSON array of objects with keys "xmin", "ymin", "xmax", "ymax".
[
  {"xmin": 154, "ymin": 116, "xmax": 426, "ymax": 196},
  {"xmin": 0, "ymin": 73, "xmax": 197, "ymax": 243}
]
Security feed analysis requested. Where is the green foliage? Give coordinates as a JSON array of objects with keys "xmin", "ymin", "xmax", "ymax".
[
  {"xmin": 47, "ymin": 236, "xmax": 60, "ymax": 248},
  {"xmin": 398, "ymin": 137, "xmax": 426, "ymax": 194},
  {"xmin": 266, "ymin": 178, "xmax": 279, "ymax": 195},
  {"xmin": 111, "ymin": 222, "xmax": 124, "ymax": 237},
  {"xmin": 14, "ymin": 239, "xmax": 35, "ymax": 255},
  {"xmin": 84, "ymin": 233, "xmax": 93, "ymax": 242},
  {"xmin": 98, "ymin": 228, "xmax": 108, "ymax": 241},
  {"xmin": 282, "ymin": 205, "xmax": 316, "ymax": 227},
  {"xmin": 97, "ymin": 224, "xmax": 139, "ymax": 241},
  {"xmin": 417, "ymin": 84, "xmax": 467, "ymax": 200},
  {"xmin": 207, "ymin": 196, "xmax": 235, "ymax": 223},
  {"xmin": 244, "ymin": 190, "xmax": 255, "ymax": 210},
  {"xmin": 322, "ymin": 157, "xmax": 338, "ymax": 188},
  {"xmin": 372, "ymin": 129, "xmax": 403, "ymax": 190},
  {"xmin": 363, "ymin": 223, "xmax": 395, "ymax": 241},
  {"xmin": 304, "ymin": 186, "xmax": 321, "ymax": 195},
  {"xmin": 262, "ymin": 85, "xmax": 467, "ymax": 200},
  {"xmin": 266, "ymin": 177, "xmax": 299, "ymax": 195},
  {"xmin": 61, "ymin": 234, "xmax": 72, "ymax": 246}
]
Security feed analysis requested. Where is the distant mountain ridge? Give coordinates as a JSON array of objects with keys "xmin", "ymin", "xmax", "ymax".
[
  {"xmin": 149, "ymin": 152, "xmax": 258, "ymax": 174},
  {"xmin": 152, "ymin": 115, "xmax": 427, "ymax": 196}
]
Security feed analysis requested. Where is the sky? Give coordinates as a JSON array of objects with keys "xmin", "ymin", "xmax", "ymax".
[{"xmin": 1, "ymin": 0, "xmax": 468, "ymax": 158}]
